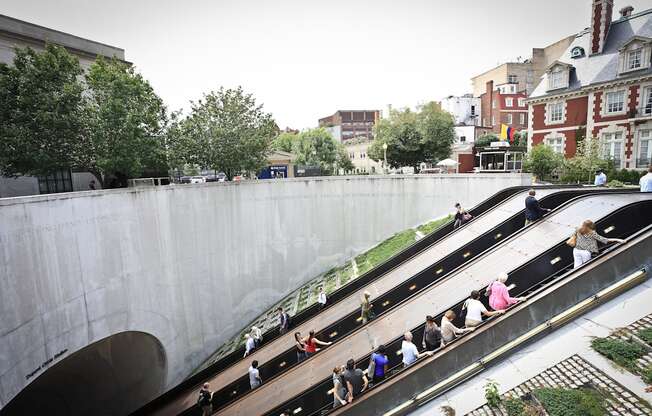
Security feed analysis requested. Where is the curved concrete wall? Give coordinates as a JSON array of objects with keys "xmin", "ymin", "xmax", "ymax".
[{"xmin": 0, "ymin": 174, "xmax": 529, "ymax": 409}]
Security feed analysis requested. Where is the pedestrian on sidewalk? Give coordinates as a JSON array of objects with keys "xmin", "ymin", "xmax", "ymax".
[
  {"xmin": 294, "ymin": 332, "xmax": 307, "ymax": 362},
  {"xmin": 524, "ymin": 189, "xmax": 550, "ymax": 226},
  {"xmin": 568, "ymin": 220, "xmax": 625, "ymax": 268},
  {"xmin": 361, "ymin": 291, "xmax": 374, "ymax": 324},
  {"xmin": 594, "ymin": 169, "xmax": 607, "ymax": 186},
  {"xmin": 487, "ymin": 272, "xmax": 526, "ymax": 311},
  {"xmin": 440, "ymin": 310, "xmax": 474, "ymax": 345},
  {"xmin": 304, "ymin": 330, "xmax": 332, "ymax": 358},
  {"xmin": 197, "ymin": 383, "xmax": 213, "ymax": 416},
  {"xmin": 277, "ymin": 307, "xmax": 290, "ymax": 334},
  {"xmin": 462, "ymin": 290, "xmax": 504, "ymax": 327},
  {"xmin": 421, "ymin": 315, "xmax": 442, "ymax": 351},
  {"xmin": 402, "ymin": 331, "xmax": 434, "ymax": 367},
  {"xmin": 343, "ymin": 358, "xmax": 368, "ymax": 402},
  {"xmin": 248, "ymin": 360, "xmax": 262, "ymax": 389},
  {"xmin": 332, "ymin": 366, "xmax": 348, "ymax": 408}
]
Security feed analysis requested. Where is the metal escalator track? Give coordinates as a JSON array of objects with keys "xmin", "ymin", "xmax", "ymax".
[{"xmin": 215, "ymin": 193, "xmax": 651, "ymax": 416}]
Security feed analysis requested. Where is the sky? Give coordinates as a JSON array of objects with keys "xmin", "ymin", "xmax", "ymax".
[{"xmin": 3, "ymin": 0, "xmax": 651, "ymax": 129}]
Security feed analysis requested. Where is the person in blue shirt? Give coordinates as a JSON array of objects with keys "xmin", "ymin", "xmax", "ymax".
[
  {"xmin": 640, "ymin": 166, "xmax": 652, "ymax": 192},
  {"xmin": 524, "ymin": 189, "xmax": 550, "ymax": 226},
  {"xmin": 594, "ymin": 169, "xmax": 607, "ymax": 186},
  {"xmin": 370, "ymin": 345, "xmax": 389, "ymax": 384}
]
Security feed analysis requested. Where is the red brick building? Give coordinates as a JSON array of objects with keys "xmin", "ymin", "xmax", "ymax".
[
  {"xmin": 480, "ymin": 81, "xmax": 529, "ymax": 134},
  {"xmin": 528, "ymin": 1, "xmax": 652, "ymax": 169}
]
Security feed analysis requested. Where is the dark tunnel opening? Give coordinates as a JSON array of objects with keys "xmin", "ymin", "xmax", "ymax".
[{"xmin": 1, "ymin": 331, "xmax": 166, "ymax": 416}]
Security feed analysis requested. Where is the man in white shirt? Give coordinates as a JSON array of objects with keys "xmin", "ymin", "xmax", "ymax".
[
  {"xmin": 249, "ymin": 360, "xmax": 262, "ymax": 389},
  {"xmin": 317, "ymin": 287, "xmax": 327, "ymax": 309},
  {"xmin": 244, "ymin": 333, "xmax": 256, "ymax": 357},
  {"xmin": 463, "ymin": 290, "xmax": 504, "ymax": 327},
  {"xmin": 401, "ymin": 331, "xmax": 433, "ymax": 367},
  {"xmin": 594, "ymin": 169, "xmax": 607, "ymax": 186},
  {"xmin": 640, "ymin": 166, "xmax": 652, "ymax": 192}
]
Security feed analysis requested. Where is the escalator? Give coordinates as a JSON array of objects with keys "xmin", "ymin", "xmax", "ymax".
[
  {"xmin": 214, "ymin": 192, "xmax": 650, "ymax": 416},
  {"xmin": 138, "ymin": 187, "xmax": 617, "ymax": 416}
]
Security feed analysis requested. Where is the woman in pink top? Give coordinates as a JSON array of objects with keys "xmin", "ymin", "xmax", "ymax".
[{"xmin": 488, "ymin": 272, "xmax": 526, "ymax": 311}]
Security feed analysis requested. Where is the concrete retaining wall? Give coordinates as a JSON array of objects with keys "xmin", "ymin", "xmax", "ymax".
[{"xmin": 0, "ymin": 174, "xmax": 529, "ymax": 409}]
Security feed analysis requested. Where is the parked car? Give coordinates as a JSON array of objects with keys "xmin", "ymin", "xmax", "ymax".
[
  {"xmin": 179, "ymin": 176, "xmax": 192, "ymax": 184},
  {"xmin": 190, "ymin": 176, "xmax": 206, "ymax": 184}
]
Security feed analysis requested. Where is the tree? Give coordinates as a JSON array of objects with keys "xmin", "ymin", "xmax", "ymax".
[
  {"xmin": 523, "ymin": 144, "xmax": 563, "ymax": 181},
  {"xmin": 180, "ymin": 87, "xmax": 277, "ymax": 179},
  {"xmin": 474, "ymin": 133, "xmax": 500, "ymax": 148},
  {"xmin": 84, "ymin": 57, "xmax": 168, "ymax": 187},
  {"xmin": 368, "ymin": 103, "xmax": 455, "ymax": 171},
  {"xmin": 335, "ymin": 144, "xmax": 354, "ymax": 173},
  {"xmin": 272, "ymin": 132, "xmax": 297, "ymax": 153},
  {"xmin": 292, "ymin": 128, "xmax": 339, "ymax": 173},
  {"xmin": 561, "ymin": 137, "xmax": 609, "ymax": 183},
  {"xmin": 0, "ymin": 44, "xmax": 86, "ymax": 177}
]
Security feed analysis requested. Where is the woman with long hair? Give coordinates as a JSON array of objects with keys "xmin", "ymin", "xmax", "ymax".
[
  {"xmin": 570, "ymin": 220, "xmax": 624, "ymax": 268},
  {"xmin": 303, "ymin": 330, "xmax": 332, "ymax": 358},
  {"xmin": 294, "ymin": 332, "xmax": 307, "ymax": 363}
]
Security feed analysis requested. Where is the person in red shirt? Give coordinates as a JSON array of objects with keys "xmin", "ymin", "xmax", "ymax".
[{"xmin": 303, "ymin": 330, "xmax": 332, "ymax": 358}]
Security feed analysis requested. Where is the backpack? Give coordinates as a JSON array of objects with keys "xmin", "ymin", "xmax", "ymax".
[
  {"xmin": 459, "ymin": 299, "xmax": 469, "ymax": 321},
  {"xmin": 197, "ymin": 390, "xmax": 211, "ymax": 406}
]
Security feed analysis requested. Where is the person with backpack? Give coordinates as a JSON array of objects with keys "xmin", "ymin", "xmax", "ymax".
[
  {"xmin": 567, "ymin": 219, "xmax": 625, "ymax": 268},
  {"xmin": 421, "ymin": 315, "xmax": 442, "ymax": 351},
  {"xmin": 332, "ymin": 366, "xmax": 348, "ymax": 408},
  {"xmin": 524, "ymin": 189, "xmax": 550, "ymax": 226},
  {"xmin": 277, "ymin": 307, "xmax": 290, "ymax": 334},
  {"xmin": 197, "ymin": 383, "xmax": 213, "ymax": 416},
  {"xmin": 487, "ymin": 272, "xmax": 526, "ymax": 311},
  {"xmin": 453, "ymin": 203, "xmax": 472, "ymax": 229},
  {"xmin": 462, "ymin": 290, "xmax": 504, "ymax": 327},
  {"xmin": 368, "ymin": 344, "xmax": 389, "ymax": 384}
]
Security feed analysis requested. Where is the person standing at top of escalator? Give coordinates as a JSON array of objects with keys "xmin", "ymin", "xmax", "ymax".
[
  {"xmin": 568, "ymin": 220, "xmax": 625, "ymax": 268},
  {"xmin": 361, "ymin": 291, "xmax": 374, "ymax": 324},
  {"xmin": 487, "ymin": 272, "xmax": 525, "ymax": 311},
  {"xmin": 453, "ymin": 203, "xmax": 472, "ymax": 229},
  {"xmin": 524, "ymin": 189, "xmax": 550, "ymax": 226}
]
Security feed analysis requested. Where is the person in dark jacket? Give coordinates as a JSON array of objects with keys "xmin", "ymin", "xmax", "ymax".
[{"xmin": 524, "ymin": 190, "xmax": 549, "ymax": 226}]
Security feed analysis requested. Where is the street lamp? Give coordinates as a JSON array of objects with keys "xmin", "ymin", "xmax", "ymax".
[{"xmin": 382, "ymin": 143, "xmax": 388, "ymax": 174}]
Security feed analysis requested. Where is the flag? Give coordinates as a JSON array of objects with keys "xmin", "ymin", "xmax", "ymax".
[{"xmin": 501, "ymin": 124, "xmax": 517, "ymax": 143}]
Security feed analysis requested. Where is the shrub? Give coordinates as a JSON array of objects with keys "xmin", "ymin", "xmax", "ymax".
[
  {"xmin": 606, "ymin": 179, "xmax": 624, "ymax": 188},
  {"xmin": 505, "ymin": 398, "xmax": 526, "ymax": 416},
  {"xmin": 484, "ymin": 379, "xmax": 502, "ymax": 408},
  {"xmin": 643, "ymin": 364, "xmax": 652, "ymax": 385},
  {"xmin": 637, "ymin": 328, "xmax": 652, "ymax": 345},
  {"xmin": 523, "ymin": 144, "xmax": 564, "ymax": 181},
  {"xmin": 591, "ymin": 337, "xmax": 646, "ymax": 372},
  {"xmin": 533, "ymin": 388, "xmax": 606, "ymax": 416}
]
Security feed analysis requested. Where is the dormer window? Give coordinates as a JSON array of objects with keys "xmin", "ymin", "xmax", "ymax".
[
  {"xmin": 619, "ymin": 36, "xmax": 651, "ymax": 74},
  {"xmin": 570, "ymin": 47, "xmax": 585, "ymax": 58},
  {"xmin": 546, "ymin": 61, "xmax": 571, "ymax": 92}
]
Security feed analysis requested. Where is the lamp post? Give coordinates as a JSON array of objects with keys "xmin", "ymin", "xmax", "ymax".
[{"xmin": 382, "ymin": 143, "xmax": 388, "ymax": 174}]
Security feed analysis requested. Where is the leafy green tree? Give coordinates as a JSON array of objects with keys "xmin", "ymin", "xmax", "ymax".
[
  {"xmin": 336, "ymin": 144, "xmax": 355, "ymax": 173},
  {"xmin": 180, "ymin": 87, "xmax": 277, "ymax": 179},
  {"xmin": 0, "ymin": 44, "xmax": 86, "ymax": 177},
  {"xmin": 369, "ymin": 103, "xmax": 455, "ymax": 171},
  {"xmin": 561, "ymin": 138, "xmax": 609, "ymax": 183},
  {"xmin": 523, "ymin": 144, "xmax": 563, "ymax": 181},
  {"xmin": 474, "ymin": 133, "xmax": 500, "ymax": 148},
  {"xmin": 272, "ymin": 132, "xmax": 297, "ymax": 153},
  {"xmin": 292, "ymin": 128, "xmax": 339, "ymax": 172},
  {"xmin": 84, "ymin": 57, "xmax": 168, "ymax": 187}
]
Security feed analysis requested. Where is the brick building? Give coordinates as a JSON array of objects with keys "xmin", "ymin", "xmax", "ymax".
[
  {"xmin": 480, "ymin": 81, "xmax": 529, "ymax": 134},
  {"xmin": 318, "ymin": 110, "xmax": 380, "ymax": 142},
  {"xmin": 527, "ymin": 1, "xmax": 652, "ymax": 169}
]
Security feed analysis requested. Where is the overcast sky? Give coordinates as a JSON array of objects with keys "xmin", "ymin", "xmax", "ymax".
[{"xmin": 3, "ymin": 0, "xmax": 650, "ymax": 128}]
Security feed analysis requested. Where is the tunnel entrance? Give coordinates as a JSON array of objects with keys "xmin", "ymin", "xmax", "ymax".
[{"xmin": 1, "ymin": 331, "xmax": 166, "ymax": 416}]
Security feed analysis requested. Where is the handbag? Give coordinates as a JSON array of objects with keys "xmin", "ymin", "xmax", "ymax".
[
  {"xmin": 367, "ymin": 353, "xmax": 376, "ymax": 378},
  {"xmin": 566, "ymin": 231, "xmax": 577, "ymax": 248},
  {"xmin": 462, "ymin": 212, "xmax": 473, "ymax": 221}
]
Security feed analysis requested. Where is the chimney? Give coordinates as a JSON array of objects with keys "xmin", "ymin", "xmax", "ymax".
[
  {"xmin": 619, "ymin": 5, "xmax": 634, "ymax": 18},
  {"xmin": 590, "ymin": 0, "xmax": 614, "ymax": 55}
]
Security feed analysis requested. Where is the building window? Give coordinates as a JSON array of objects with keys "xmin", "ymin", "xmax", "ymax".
[
  {"xmin": 508, "ymin": 75, "xmax": 518, "ymax": 83},
  {"xmin": 505, "ymin": 98, "xmax": 513, "ymax": 107},
  {"xmin": 549, "ymin": 68, "xmax": 565, "ymax": 90},
  {"xmin": 506, "ymin": 114, "xmax": 513, "ymax": 124},
  {"xmin": 605, "ymin": 90, "xmax": 625, "ymax": 114},
  {"xmin": 460, "ymin": 136, "xmax": 466, "ymax": 142},
  {"xmin": 547, "ymin": 102, "xmax": 564, "ymax": 123},
  {"xmin": 638, "ymin": 129, "xmax": 651, "ymax": 168},
  {"xmin": 491, "ymin": 115, "xmax": 495, "ymax": 126},
  {"xmin": 518, "ymin": 98, "xmax": 525, "ymax": 107},
  {"xmin": 570, "ymin": 46, "xmax": 585, "ymax": 58},
  {"xmin": 519, "ymin": 113, "xmax": 526, "ymax": 125},
  {"xmin": 470, "ymin": 105, "xmax": 476, "ymax": 116},
  {"xmin": 628, "ymin": 49, "xmax": 643, "ymax": 70},
  {"xmin": 492, "ymin": 99, "xmax": 496, "ymax": 109},
  {"xmin": 38, "ymin": 170, "xmax": 73, "ymax": 194},
  {"xmin": 601, "ymin": 132, "xmax": 624, "ymax": 168},
  {"xmin": 545, "ymin": 136, "xmax": 565, "ymax": 154},
  {"xmin": 642, "ymin": 86, "xmax": 652, "ymax": 115},
  {"xmin": 506, "ymin": 153, "xmax": 523, "ymax": 170}
]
